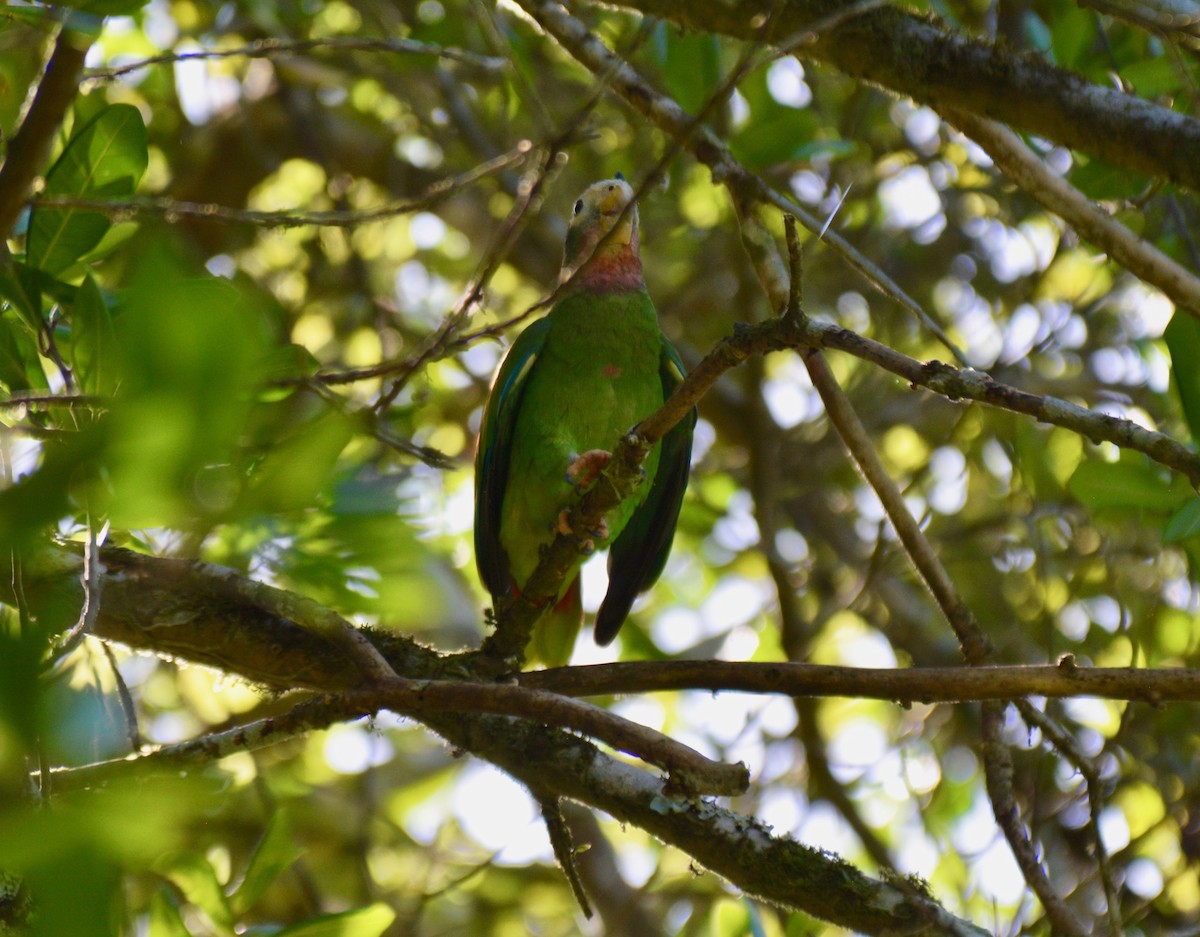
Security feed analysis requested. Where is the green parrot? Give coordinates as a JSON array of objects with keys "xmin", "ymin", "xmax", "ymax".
[{"xmin": 474, "ymin": 177, "xmax": 695, "ymax": 664}]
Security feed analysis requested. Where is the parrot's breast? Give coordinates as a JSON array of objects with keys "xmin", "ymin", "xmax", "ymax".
[{"xmin": 498, "ymin": 288, "xmax": 665, "ymax": 584}]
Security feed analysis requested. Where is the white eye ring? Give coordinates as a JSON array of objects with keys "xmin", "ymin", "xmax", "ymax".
[{"xmin": 573, "ymin": 199, "xmax": 584, "ymax": 215}]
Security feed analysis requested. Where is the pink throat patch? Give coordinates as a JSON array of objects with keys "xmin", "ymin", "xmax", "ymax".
[
  {"xmin": 602, "ymin": 364, "xmax": 622, "ymax": 378},
  {"xmin": 575, "ymin": 245, "xmax": 644, "ymax": 292}
]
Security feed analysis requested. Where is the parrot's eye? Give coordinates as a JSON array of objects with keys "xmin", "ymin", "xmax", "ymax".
[{"xmin": 573, "ymin": 199, "xmax": 584, "ymax": 215}]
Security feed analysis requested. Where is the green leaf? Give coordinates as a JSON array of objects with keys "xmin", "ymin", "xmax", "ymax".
[
  {"xmin": 728, "ymin": 70, "xmax": 820, "ymax": 168},
  {"xmin": 158, "ymin": 853, "xmax": 234, "ymax": 934},
  {"xmin": 0, "ymin": 261, "xmax": 44, "ymax": 333},
  {"xmin": 101, "ymin": 247, "xmax": 270, "ymax": 527},
  {"xmin": 57, "ymin": 0, "xmax": 151, "ymax": 14},
  {"xmin": 229, "ymin": 810, "xmax": 306, "ymax": 915},
  {"xmin": 654, "ymin": 24, "xmax": 722, "ymax": 116},
  {"xmin": 148, "ymin": 888, "xmax": 193, "ymax": 937},
  {"xmin": 1164, "ymin": 497, "xmax": 1200, "ymax": 543},
  {"xmin": 1121, "ymin": 57, "xmax": 1184, "ymax": 99},
  {"xmin": 241, "ymin": 410, "xmax": 353, "ymax": 513},
  {"xmin": 273, "ymin": 904, "xmax": 395, "ymax": 937},
  {"xmin": 1067, "ymin": 459, "xmax": 1189, "ymax": 513},
  {"xmin": 0, "ymin": 316, "xmax": 48, "ymax": 393},
  {"xmin": 1050, "ymin": 6, "xmax": 1096, "ymax": 68},
  {"xmin": 731, "ymin": 109, "xmax": 819, "ymax": 168},
  {"xmin": 1164, "ymin": 309, "xmax": 1200, "ymax": 441},
  {"xmin": 261, "ymin": 343, "xmax": 322, "ymax": 382},
  {"xmin": 1069, "ymin": 156, "xmax": 1149, "ymax": 201},
  {"xmin": 26, "ymin": 103, "xmax": 147, "ymax": 275},
  {"xmin": 71, "ymin": 274, "xmax": 117, "ymax": 395}
]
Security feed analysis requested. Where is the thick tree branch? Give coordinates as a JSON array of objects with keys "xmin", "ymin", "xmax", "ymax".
[
  {"xmin": 0, "ymin": 26, "xmax": 90, "ymax": 243},
  {"xmin": 41, "ymin": 685, "xmax": 986, "ymax": 936},
  {"xmin": 614, "ymin": 0, "xmax": 1200, "ymax": 191},
  {"xmin": 16, "ymin": 544, "xmax": 1200, "ymax": 706},
  {"xmin": 8, "ymin": 541, "xmax": 1177, "ymax": 933}
]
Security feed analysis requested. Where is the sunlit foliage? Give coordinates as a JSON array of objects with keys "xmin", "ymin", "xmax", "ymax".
[{"xmin": 2, "ymin": 0, "xmax": 1200, "ymax": 933}]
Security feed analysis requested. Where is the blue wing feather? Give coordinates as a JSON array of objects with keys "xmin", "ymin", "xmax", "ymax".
[
  {"xmin": 594, "ymin": 337, "xmax": 695, "ymax": 645},
  {"xmin": 474, "ymin": 318, "xmax": 552, "ymax": 598}
]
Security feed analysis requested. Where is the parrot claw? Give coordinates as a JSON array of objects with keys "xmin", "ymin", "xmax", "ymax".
[
  {"xmin": 555, "ymin": 509, "xmax": 604, "ymax": 552},
  {"xmin": 565, "ymin": 449, "xmax": 612, "ymax": 490}
]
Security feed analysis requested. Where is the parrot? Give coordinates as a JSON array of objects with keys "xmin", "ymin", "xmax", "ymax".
[{"xmin": 474, "ymin": 176, "xmax": 695, "ymax": 665}]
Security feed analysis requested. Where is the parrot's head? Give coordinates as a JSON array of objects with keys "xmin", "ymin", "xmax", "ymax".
[{"xmin": 560, "ymin": 177, "xmax": 643, "ymax": 288}]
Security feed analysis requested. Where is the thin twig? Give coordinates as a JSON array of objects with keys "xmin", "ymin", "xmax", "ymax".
[
  {"xmin": 358, "ymin": 679, "xmax": 750, "ymax": 795},
  {"xmin": 535, "ymin": 794, "xmax": 593, "ymax": 919},
  {"xmin": 373, "ymin": 147, "xmax": 558, "ymax": 412},
  {"xmin": 802, "ymin": 317, "xmax": 1200, "ymax": 485},
  {"xmin": 27, "ymin": 143, "xmax": 535, "ymax": 230},
  {"xmin": 981, "ymin": 701, "xmax": 1088, "ymax": 935},
  {"xmin": 520, "ymin": 657, "xmax": 1200, "ymax": 703},
  {"xmin": 810, "ymin": 352, "xmax": 993, "ymax": 660},
  {"xmin": 1015, "ymin": 701, "xmax": 1124, "ymax": 936},
  {"xmin": 82, "ymin": 35, "xmax": 507, "ymax": 81},
  {"xmin": 783, "ymin": 214, "xmax": 803, "ymax": 321},
  {"xmin": 101, "ymin": 642, "xmax": 143, "ymax": 752},
  {"xmin": 53, "ymin": 520, "xmax": 104, "ymax": 657},
  {"xmin": 0, "ymin": 392, "xmax": 104, "ymax": 411},
  {"xmin": 941, "ymin": 108, "xmax": 1200, "ymax": 316}
]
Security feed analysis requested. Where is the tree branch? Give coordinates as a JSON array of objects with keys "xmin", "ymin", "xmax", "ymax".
[
  {"xmin": 1015, "ymin": 701, "xmax": 1123, "ymax": 935},
  {"xmin": 16, "ymin": 543, "xmax": 1200, "ymax": 706},
  {"xmin": 616, "ymin": 0, "xmax": 1200, "ymax": 192},
  {"xmin": 40, "ymin": 681, "xmax": 986, "ymax": 936},
  {"xmin": 717, "ymin": 56, "xmax": 1085, "ymax": 929},
  {"xmin": 521, "ymin": 657, "xmax": 1200, "ymax": 703},
  {"xmin": 26, "ymin": 143, "xmax": 534, "ymax": 232},
  {"xmin": 41, "ymin": 668, "xmax": 722, "ymax": 797},
  {"xmin": 941, "ymin": 108, "xmax": 1200, "ymax": 315},
  {"xmin": 981, "ymin": 701, "xmax": 1088, "ymax": 935},
  {"xmin": 0, "ymin": 25, "xmax": 90, "ymax": 243},
  {"xmin": 515, "ymin": 0, "xmax": 963, "ymax": 361},
  {"xmin": 82, "ymin": 35, "xmax": 507, "ymax": 81}
]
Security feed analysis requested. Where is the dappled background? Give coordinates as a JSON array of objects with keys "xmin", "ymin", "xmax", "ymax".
[{"xmin": 2, "ymin": 0, "xmax": 1200, "ymax": 933}]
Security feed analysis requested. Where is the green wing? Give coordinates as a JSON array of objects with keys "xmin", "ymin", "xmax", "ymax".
[
  {"xmin": 474, "ymin": 317, "xmax": 552, "ymax": 599},
  {"xmin": 594, "ymin": 336, "xmax": 695, "ymax": 645}
]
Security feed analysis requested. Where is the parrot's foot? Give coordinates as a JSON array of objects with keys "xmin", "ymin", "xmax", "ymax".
[
  {"xmin": 566, "ymin": 449, "xmax": 612, "ymax": 490},
  {"xmin": 555, "ymin": 509, "xmax": 607, "ymax": 547}
]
